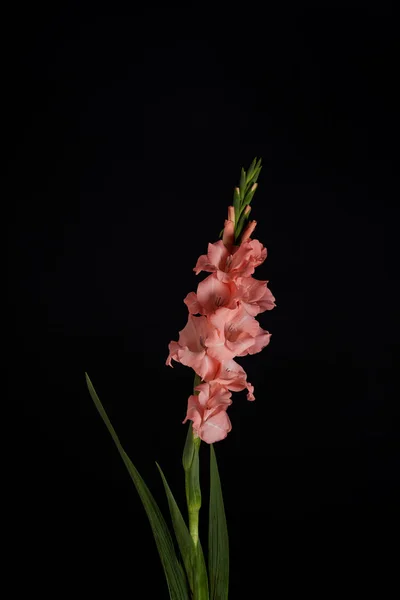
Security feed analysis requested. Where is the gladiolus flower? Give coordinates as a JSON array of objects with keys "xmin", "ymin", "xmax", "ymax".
[
  {"xmin": 214, "ymin": 359, "xmax": 255, "ymax": 401},
  {"xmin": 194, "ymin": 239, "xmax": 267, "ymax": 282},
  {"xmin": 184, "ymin": 273, "xmax": 237, "ymax": 316},
  {"xmin": 207, "ymin": 305, "xmax": 261, "ymax": 361},
  {"xmin": 234, "ymin": 277, "xmax": 276, "ymax": 316},
  {"xmin": 166, "ymin": 314, "xmax": 220, "ymax": 381},
  {"xmin": 183, "ymin": 382, "xmax": 232, "ymax": 443}
]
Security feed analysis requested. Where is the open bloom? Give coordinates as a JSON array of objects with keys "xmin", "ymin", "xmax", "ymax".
[
  {"xmin": 183, "ymin": 382, "xmax": 232, "ymax": 443},
  {"xmin": 235, "ymin": 277, "xmax": 276, "ymax": 316},
  {"xmin": 213, "ymin": 359, "xmax": 255, "ymax": 401},
  {"xmin": 166, "ymin": 314, "xmax": 220, "ymax": 381},
  {"xmin": 207, "ymin": 305, "xmax": 270, "ymax": 361},
  {"xmin": 184, "ymin": 273, "xmax": 237, "ymax": 316},
  {"xmin": 194, "ymin": 239, "xmax": 267, "ymax": 282}
]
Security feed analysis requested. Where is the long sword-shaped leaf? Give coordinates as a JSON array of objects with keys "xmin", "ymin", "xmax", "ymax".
[
  {"xmin": 209, "ymin": 445, "xmax": 229, "ymax": 600},
  {"xmin": 157, "ymin": 463, "xmax": 209, "ymax": 600},
  {"xmin": 85, "ymin": 373, "xmax": 189, "ymax": 600}
]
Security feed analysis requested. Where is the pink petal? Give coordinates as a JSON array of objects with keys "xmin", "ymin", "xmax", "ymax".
[
  {"xmin": 196, "ymin": 273, "xmax": 237, "ymax": 315},
  {"xmin": 194, "ymin": 241, "xmax": 228, "ymax": 275},
  {"xmin": 229, "ymin": 242, "xmax": 254, "ymax": 276},
  {"xmin": 246, "ymin": 383, "xmax": 255, "ymax": 401},
  {"xmin": 228, "ymin": 305, "xmax": 260, "ymax": 337},
  {"xmin": 225, "ymin": 333, "xmax": 257, "ymax": 356},
  {"xmin": 206, "ymin": 382, "xmax": 233, "ymax": 410},
  {"xmin": 208, "ymin": 305, "xmax": 260, "ymax": 358},
  {"xmin": 255, "ymin": 286, "xmax": 276, "ymax": 313},
  {"xmin": 166, "ymin": 341, "xmax": 181, "ymax": 367},
  {"xmin": 194, "ymin": 382, "xmax": 211, "ymax": 407},
  {"xmin": 247, "ymin": 332, "xmax": 271, "ymax": 355},
  {"xmin": 178, "ymin": 315, "xmax": 210, "ymax": 352},
  {"xmin": 207, "ymin": 241, "xmax": 229, "ymax": 271},
  {"xmin": 198, "ymin": 409, "xmax": 232, "ymax": 444},
  {"xmin": 183, "ymin": 395, "xmax": 202, "ymax": 430},
  {"xmin": 178, "ymin": 347, "xmax": 220, "ymax": 381},
  {"xmin": 235, "ymin": 277, "xmax": 275, "ymax": 314},
  {"xmin": 184, "ymin": 291, "xmax": 203, "ymax": 315},
  {"xmin": 206, "ymin": 341, "xmax": 236, "ymax": 363}
]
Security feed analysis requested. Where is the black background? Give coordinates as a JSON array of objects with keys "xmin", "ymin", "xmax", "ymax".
[{"xmin": 10, "ymin": 5, "xmax": 399, "ymax": 597}]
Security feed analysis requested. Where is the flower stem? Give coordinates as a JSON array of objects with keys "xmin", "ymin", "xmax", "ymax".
[
  {"xmin": 185, "ymin": 433, "xmax": 201, "ymax": 546},
  {"xmin": 183, "ymin": 373, "xmax": 202, "ymax": 547}
]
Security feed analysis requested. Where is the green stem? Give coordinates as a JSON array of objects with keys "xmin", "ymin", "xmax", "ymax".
[
  {"xmin": 183, "ymin": 373, "xmax": 202, "ymax": 547},
  {"xmin": 185, "ymin": 434, "xmax": 201, "ymax": 546}
]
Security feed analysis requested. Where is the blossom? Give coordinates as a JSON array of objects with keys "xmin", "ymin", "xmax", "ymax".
[
  {"xmin": 234, "ymin": 277, "xmax": 276, "ymax": 316},
  {"xmin": 213, "ymin": 359, "xmax": 255, "ymax": 401},
  {"xmin": 184, "ymin": 273, "xmax": 237, "ymax": 316},
  {"xmin": 166, "ymin": 314, "xmax": 220, "ymax": 381},
  {"xmin": 207, "ymin": 305, "xmax": 268, "ymax": 361},
  {"xmin": 183, "ymin": 382, "xmax": 232, "ymax": 443},
  {"xmin": 194, "ymin": 239, "xmax": 267, "ymax": 282}
]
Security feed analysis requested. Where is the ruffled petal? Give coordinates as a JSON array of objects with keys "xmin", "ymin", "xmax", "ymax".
[{"xmin": 199, "ymin": 409, "xmax": 232, "ymax": 444}]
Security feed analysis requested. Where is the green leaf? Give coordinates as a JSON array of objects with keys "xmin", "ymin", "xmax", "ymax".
[
  {"xmin": 85, "ymin": 373, "xmax": 189, "ymax": 600},
  {"xmin": 182, "ymin": 422, "xmax": 195, "ymax": 471},
  {"xmin": 208, "ymin": 445, "xmax": 229, "ymax": 600},
  {"xmin": 193, "ymin": 542, "xmax": 210, "ymax": 600},
  {"xmin": 157, "ymin": 463, "xmax": 209, "ymax": 600}
]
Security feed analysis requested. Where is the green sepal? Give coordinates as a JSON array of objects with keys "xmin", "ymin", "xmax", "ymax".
[{"xmin": 245, "ymin": 156, "xmax": 258, "ymax": 181}]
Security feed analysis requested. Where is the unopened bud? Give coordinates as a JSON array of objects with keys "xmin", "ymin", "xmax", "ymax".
[
  {"xmin": 222, "ymin": 218, "xmax": 235, "ymax": 249},
  {"xmin": 241, "ymin": 220, "xmax": 257, "ymax": 243},
  {"xmin": 251, "ymin": 183, "xmax": 258, "ymax": 192},
  {"xmin": 228, "ymin": 205, "xmax": 235, "ymax": 222}
]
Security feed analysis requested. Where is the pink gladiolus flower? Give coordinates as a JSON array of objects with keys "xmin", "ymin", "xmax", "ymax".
[
  {"xmin": 207, "ymin": 305, "xmax": 262, "ymax": 361},
  {"xmin": 166, "ymin": 314, "xmax": 220, "ymax": 381},
  {"xmin": 236, "ymin": 327, "xmax": 271, "ymax": 357},
  {"xmin": 183, "ymin": 382, "xmax": 232, "ymax": 443},
  {"xmin": 194, "ymin": 239, "xmax": 267, "ymax": 282},
  {"xmin": 234, "ymin": 277, "xmax": 276, "ymax": 316},
  {"xmin": 184, "ymin": 273, "xmax": 237, "ymax": 316},
  {"xmin": 214, "ymin": 359, "xmax": 255, "ymax": 401}
]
